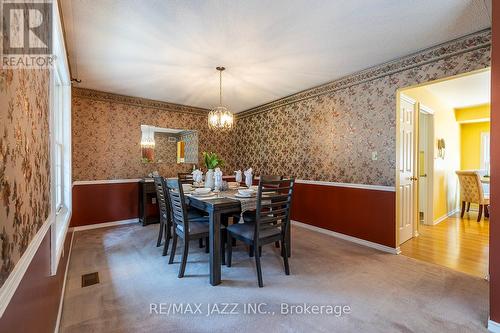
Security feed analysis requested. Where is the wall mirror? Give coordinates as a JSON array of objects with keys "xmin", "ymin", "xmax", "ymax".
[{"xmin": 140, "ymin": 125, "xmax": 198, "ymax": 164}]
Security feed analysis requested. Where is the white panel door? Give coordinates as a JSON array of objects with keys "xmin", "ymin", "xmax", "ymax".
[{"xmin": 398, "ymin": 95, "xmax": 417, "ymax": 245}]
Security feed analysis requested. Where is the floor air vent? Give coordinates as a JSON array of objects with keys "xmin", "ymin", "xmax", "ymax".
[{"xmin": 81, "ymin": 272, "xmax": 100, "ymax": 287}]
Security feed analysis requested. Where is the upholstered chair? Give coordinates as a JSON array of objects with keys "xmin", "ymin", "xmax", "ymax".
[{"xmin": 456, "ymin": 170, "xmax": 490, "ymax": 222}]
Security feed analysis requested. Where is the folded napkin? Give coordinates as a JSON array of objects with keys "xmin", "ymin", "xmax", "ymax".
[
  {"xmin": 235, "ymin": 170, "xmax": 242, "ymax": 183},
  {"xmin": 244, "ymin": 168, "xmax": 253, "ymax": 188},
  {"xmin": 214, "ymin": 168, "xmax": 223, "ymax": 189},
  {"xmin": 191, "ymin": 169, "xmax": 203, "ymax": 183}
]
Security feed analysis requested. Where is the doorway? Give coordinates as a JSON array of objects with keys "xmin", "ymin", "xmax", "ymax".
[{"xmin": 396, "ymin": 68, "xmax": 491, "ymax": 278}]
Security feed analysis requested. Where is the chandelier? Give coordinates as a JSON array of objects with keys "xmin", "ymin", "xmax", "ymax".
[{"xmin": 208, "ymin": 66, "xmax": 234, "ymax": 130}]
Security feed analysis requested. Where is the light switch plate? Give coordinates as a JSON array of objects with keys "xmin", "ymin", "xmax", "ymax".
[
  {"xmin": 372, "ymin": 151, "xmax": 378, "ymax": 161},
  {"xmin": 152, "ymin": 198, "xmax": 157, "ymax": 204}
]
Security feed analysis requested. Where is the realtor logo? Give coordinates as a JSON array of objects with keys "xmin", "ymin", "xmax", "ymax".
[{"xmin": 1, "ymin": 0, "xmax": 53, "ymax": 68}]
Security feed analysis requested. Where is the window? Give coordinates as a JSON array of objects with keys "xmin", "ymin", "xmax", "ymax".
[
  {"xmin": 480, "ymin": 132, "xmax": 490, "ymax": 175},
  {"xmin": 54, "ymin": 70, "xmax": 64, "ymax": 213},
  {"xmin": 50, "ymin": 2, "xmax": 71, "ymax": 274}
]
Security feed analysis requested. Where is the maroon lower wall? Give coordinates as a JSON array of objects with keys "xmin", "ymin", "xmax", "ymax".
[
  {"xmin": 0, "ymin": 227, "xmax": 72, "ymax": 332},
  {"xmin": 490, "ymin": 1, "xmax": 500, "ymax": 324},
  {"xmin": 71, "ymin": 182, "xmax": 144, "ymax": 227},
  {"xmin": 291, "ymin": 183, "xmax": 396, "ymax": 248},
  {"xmin": 71, "ymin": 181, "xmax": 396, "ymax": 248}
]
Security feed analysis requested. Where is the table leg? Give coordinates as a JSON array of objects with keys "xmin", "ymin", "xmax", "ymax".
[{"xmin": 209, "ymin": 210, "xmax": 221, "ymax": 285}]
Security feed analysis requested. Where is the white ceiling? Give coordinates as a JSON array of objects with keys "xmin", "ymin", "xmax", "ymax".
[
  {"xmin": 424, "ymin": 69, "xmax": 491, "ymax": 109},
  {"xmin": 62, "ymin": 0, "xmax": 491, "ymax": 112}
]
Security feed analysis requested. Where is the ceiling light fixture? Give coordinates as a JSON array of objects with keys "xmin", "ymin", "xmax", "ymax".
[{"xmin": 208, "ymin": 66, "xmax": 234, "ymax": 130}]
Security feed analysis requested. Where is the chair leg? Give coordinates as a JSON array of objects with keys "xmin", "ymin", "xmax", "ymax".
[
  {"xmin": 281, "ymin": 240, "xmax": 290, "ymax": 275},
  {"xmin": 156, "ymin": 219, "xmax": 164, "ymax": 247},
  {"xmin": 205, "ymin": 237, "xmax": 209, "ymax": 254},
  {"xmin": 258, "ymin": 246, "xmax": 262, "ymax": 257},
  {"xmin": 178, "ymin": 238, "xmax": 189, "ymax": 278},
  {"xmin": 485, "ymin": 205, "xmax": 490, "ymax": 218},
  {"xmin": 249, "ymin": 245, "xmax": 254, "ymax": 257},
  {"xmin": 477, "ymin": 205, "xmax": 483, "ymax": 222},
  {"xmin": 162, "ymin": 225, "xmax": 171, "ymax": 256},
  {"xmin": 467, "ymin": 202, "xmax": 471, "ymax": 212},
  {"xmin": 460, "ymin": 201, "xmax": 466, "ymax": 218},
  {"xmin": 168, "ymin": 232, "xmax": 178, "ymax": 264},
  {"xmin": 227, "ymin": 233, "xmax": 233, "ymax": 267},
  {"xmin": 254, "ymin": 245, "xmax": 263, "ymax": 288},
  {"xmin": 199, "ymin": 238, "xmax": 204, "ymax": 248},
  {"xmin": 163, "ymin": 223, "xmax": 172, "ymax": 256}
]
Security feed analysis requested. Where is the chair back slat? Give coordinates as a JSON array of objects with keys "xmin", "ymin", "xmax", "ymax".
[
  {"xmin": 165, "ymin": 178, "xmax": 190, "ymax": 234},
  {"xmin": 178, "ymin": 172, "xmax": 194, "ymax": 185},
  {"xmin": 254, "ymin": 178, "xmax": 295, "ymax": 242},
  {"xmin": 153, "ymin": 176, "xmax": 170, "ymax": 222}
]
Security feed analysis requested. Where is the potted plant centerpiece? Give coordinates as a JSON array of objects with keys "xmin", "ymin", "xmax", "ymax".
[{"xmin": 203, "ymin": 152, "xmax": 224, "ymax": 189}]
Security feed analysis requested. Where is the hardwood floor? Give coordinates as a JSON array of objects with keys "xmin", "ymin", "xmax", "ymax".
[{"xmin": 400, "ymin": 210, "xmax": 489, "ymax": 278}]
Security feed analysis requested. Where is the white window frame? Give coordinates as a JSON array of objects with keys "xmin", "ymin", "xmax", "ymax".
[
  {"xmin": 50, "ymin": 1, "xmax": 72, "ymax": 275},
  {"xmin": 480, "ymin": 132, "xmax": 490, "ymax": 174}
]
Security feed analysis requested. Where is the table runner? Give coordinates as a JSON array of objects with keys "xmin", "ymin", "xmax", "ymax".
[{"xmin": 188, "ymin": 189, "xmax": 261, "ymax": 223}]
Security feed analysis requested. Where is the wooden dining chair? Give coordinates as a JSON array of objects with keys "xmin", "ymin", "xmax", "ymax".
[
  {"xmin": 178, "ymin": 172, "xmax": 194, "ymax": 184},
  {"xmin": 153, "ymin": 176, "xmax": 172, "ymax": 256},
  {"xmin": 227, "ymin": 178, "xmax": 295, "ymax": 287},
  {"xmin": 456, "ymin": 170, "xmax": 490, "ymax": 222},
  {"xmin": 166, "ymin": 179, "xmax": 226, "ymax": 278},
  {"xmin": 232, "ymin": 175, "xmax": 283, "ymax": 253}
]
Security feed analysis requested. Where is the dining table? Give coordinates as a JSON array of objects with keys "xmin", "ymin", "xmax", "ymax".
[{"xmin": 186, "ymin": 188, "xmax": 291, "ymax": 286}]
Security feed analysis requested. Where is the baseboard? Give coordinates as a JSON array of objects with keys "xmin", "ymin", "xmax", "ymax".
[
  {"xmin": 291, "ymin": 220, "xmax": 400, "ymax": 254},
  {"xmin": 70, "ymin": 218, "xmax": 139, "ymax": 232},
  {"xmin": 0, "ymin": 214, "xmax": 53, "ymax": 318},
  {"xmin": 432, "ymin": 208, "xmax": 459, "ymax": 225},
  {"xmin": 54, "ymin": 231, "xmax": 75, "ymax": 333},
  {"xmin": 488, "ymin": 318, "xmax": 500, "ymax": 333}
]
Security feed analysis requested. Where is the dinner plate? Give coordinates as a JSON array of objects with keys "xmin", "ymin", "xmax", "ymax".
[
  {"xmin": 192, "ymin": 192, "xmax": 216, "ymax": 198},
  {"xmin": 234, "ymin": 193, "xmax": 256, "ymax": 198}
]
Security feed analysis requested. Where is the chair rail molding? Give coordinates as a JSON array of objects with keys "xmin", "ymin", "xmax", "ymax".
[{"xmin": 0, "ymin": 214, "xmax": 53, "ymax": 317}]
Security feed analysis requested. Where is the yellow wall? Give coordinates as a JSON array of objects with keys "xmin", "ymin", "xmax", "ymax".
[
  {"xmin": 404, "ymin": 87, "xmax": 460, "ymax": 223},
  {"xmin": 460, "ymin": 122, "xmax": 490, "ymax": 170},
  {"xmin": 455, "ymin": 103, "xmax": 490, "ymax": 122}
]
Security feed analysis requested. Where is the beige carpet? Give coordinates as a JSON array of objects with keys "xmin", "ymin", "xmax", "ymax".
[{"xmin": 60, "ymin": 223, "xmax": 489, "ymax": 333}]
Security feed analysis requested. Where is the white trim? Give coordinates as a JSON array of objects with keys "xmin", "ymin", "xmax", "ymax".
[
  {"xmin": 488, "ymin": 318, "xmax": 500, "ymax": 333},
  {"xmin": 0, "ymin": 215, "xmax": 52, "ymax": 318},
  {"xmin": 291, "ymin": 220, "xmax": 401, "ymax": 254},
  {"xmin": 457, "ymin": 117, "xmax": 490, "ymax": 124},
  {"xmin": 295, "ymin": 179, "xmax": 395, "ymax": 192},
  {"xmin": 433, "ymin": 208, "xmax": 459, "ymax": 225},
  {"xmin": 54, "ymin": 231, "xmax": 74, "ymax": 333},
  {"xmin": 70, "ymin": 218, "xmax": 139, "ymax": 232},
  {"xmin": 73, "ymin": 179, "xmax": 142, "ymax": 186},
  {"xmin": 72, "ymin": 178, "xmax": 395, "ymax": 192}
]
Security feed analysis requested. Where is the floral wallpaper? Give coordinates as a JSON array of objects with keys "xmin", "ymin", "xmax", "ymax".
[
  {"xmin": 180, "ymin": 130, "xmax": 198, "ymax": 164},
  {"xmin": 72, "ymin": 89, "xmax": 236, "ymax": 180},
  {"xmin": 152, "ymin": 132, "xmax": 178, "ymax": 164},
  {"xmin": 231, "ymin": 30, "xmax": 491, "ymax": 186},
  {"xmin": 0, "ymin": 69, "xmax": 50, "ymax": 287}
]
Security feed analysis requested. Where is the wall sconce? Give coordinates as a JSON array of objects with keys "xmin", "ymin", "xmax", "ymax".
[{"xmin": 437, "ymin": 138, "xmax": 446, "ymax": 159}]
